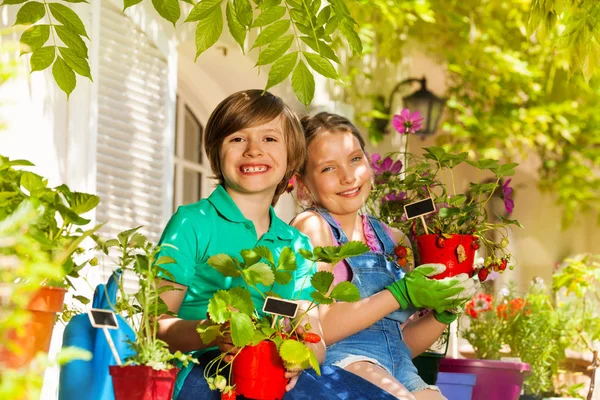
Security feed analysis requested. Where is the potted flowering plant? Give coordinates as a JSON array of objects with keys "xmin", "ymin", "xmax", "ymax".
[
  {"xmin": 197, "ymin": 242, "xmax": 367, "ymax": 400},
  {"xmin": 366, "ymin": 109, "xmax": 522, "ymax": 280},
  {"xmin": 454, "ymin": 281, "xmax": 573, "ymax": 400},
  {"xmin": 91, "ymin": 227, "xmax": 197, "ymax": 400},
  {"xmin": 0, "ymin": 155, "xmax": 101, "ymax": 368}
]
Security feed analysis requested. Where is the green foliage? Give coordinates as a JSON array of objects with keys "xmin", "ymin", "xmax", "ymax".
[
  {"xmin": 2, "ymin": 0, "xmax": 363, "ymax": 105},
  {"xmin": 366, "ymin": 145, "xmax": 520, "ymax": 271},
  {"xmin": 92, "ymin": 226, "xmax": 196, "ymax": 370},
  {"xmin": 200, "ymin": 241, "xmax": 366, "ymax": 395},
  {"xmin": 462, "ymin": 283, "xmax": 571, "ymax": 396}
]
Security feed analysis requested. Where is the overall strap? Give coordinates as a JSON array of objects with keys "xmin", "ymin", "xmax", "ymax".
[
  {"xmin": 366, "ymin": 215, "xmax": 397, "ymax": 254},
  {"xmin": 306, "ymin": 207, "xmax": 350, "ymax": 245}
]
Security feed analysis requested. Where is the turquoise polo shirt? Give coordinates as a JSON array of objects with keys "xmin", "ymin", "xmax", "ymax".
[{"xmin": 156, "ymin": 185, "xmax": 316, "ymax": 398}]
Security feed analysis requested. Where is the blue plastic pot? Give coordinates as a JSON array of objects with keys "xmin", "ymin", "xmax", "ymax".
[{"xmin": 436, "ymin": 372, "xmax": 477, "ymax": 400}]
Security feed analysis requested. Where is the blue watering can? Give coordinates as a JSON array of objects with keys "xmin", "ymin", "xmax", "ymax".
[{"xmin": 59, "ymin": 271, "xmax": 136, "ymax": 400}]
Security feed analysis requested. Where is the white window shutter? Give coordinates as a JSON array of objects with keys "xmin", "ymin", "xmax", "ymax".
[{"xmin": 95, "ymin": 1, "xmax": 170, "ymax": 246}]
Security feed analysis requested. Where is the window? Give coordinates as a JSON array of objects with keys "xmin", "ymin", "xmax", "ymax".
[{"xmin": 173, "ymin": 88, "xmax": 212, "ymax": 211}]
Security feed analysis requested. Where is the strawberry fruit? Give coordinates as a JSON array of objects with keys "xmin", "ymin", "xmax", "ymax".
[
  {"xmin": 221, "ymin": 387, "xmax": 236, "ymax": 400},
  {"xmin": 436, "ymin": 237, "xmax": 446, "ymax": 248},
  {"xmin": 394, "ymin": 245, "xmax": 408, "ymax": 258},
  {"xmin": 478, "ymin": 268, "xmax": 489, "ymax": 282},
  {"xmin": 302, "ymin": 332, "xmax": 322, "ymax": 343}
]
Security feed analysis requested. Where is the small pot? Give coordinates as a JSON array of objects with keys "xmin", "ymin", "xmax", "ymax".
[
  {"xmin": 0, "ymin": 286, "xmax": 67, "ymax": 369},
  {"xmin": 416, "ymin": 234, "xmax": 477, "ymax": 279},
  {"xmin": 232, "ymin": 340, "xmax": 287, "ymax": 400},
  {"xmin": 110, "ymin": 365, "xmax": 178, "ymax": 400}
]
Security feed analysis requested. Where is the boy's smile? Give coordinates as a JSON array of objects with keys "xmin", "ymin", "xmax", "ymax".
[{"xmin": 219, "ymin": 116, "xmax": 287, "ymax": 198}]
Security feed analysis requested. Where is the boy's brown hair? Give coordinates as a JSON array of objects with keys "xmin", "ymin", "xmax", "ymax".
[
  {"xmin": 204, "ymin": 89, "xmax": 305, "ymax": 205},
  {"xmin": 298, "ymin": 112, "xmax": 366, "ymax": 176}
]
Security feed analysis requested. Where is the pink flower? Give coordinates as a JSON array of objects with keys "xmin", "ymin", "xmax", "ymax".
[
  {"xmin": 392, "ymin": 108, "xmax": 424, "ymax": 135},
  {"xmin": 502, "ymin": 179, "xmax": 514, "ymax": 214},
  {"xmin": 370, "ymin": 153, "xmax": 402, "ymax": 175},
  {"xmin": 286, "ymin": 176, "xmax": 296, "ymax": 193},
  {"xmin": 382, "ymin": 191, "xmax": 406, "ymax": 203}
]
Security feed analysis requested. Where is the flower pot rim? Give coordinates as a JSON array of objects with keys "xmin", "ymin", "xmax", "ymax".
[
  {"xmin": 441, "ymin": 357, "xmax": 531, "ymax": 373},
  {"xmin": 416, "ymin": 233, "xmax": 478, "ymax": 239}
]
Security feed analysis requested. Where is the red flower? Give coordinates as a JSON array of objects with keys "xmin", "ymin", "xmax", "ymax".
[
  {"xmin": 496, "ymin": 298, "xmax": 527, "ymax": 319},
  {"xmin": 465, "ymin": 293, "xmax": 493, "ymax": 319}
]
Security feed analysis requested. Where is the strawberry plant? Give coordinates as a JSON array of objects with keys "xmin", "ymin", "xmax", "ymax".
[{"xmin": 197, "ymin": 241, "xmax": 367, "ymax": 397}]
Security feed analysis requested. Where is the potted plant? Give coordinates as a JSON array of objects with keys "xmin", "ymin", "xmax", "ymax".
[
  {"xmin": 197, "ymin": 242, "xmax": 367, "ymax": 400},
  {"xmin": 455, "ymin": 281, "xmax": 575, "ymax": 400},
  {"xmin": 92, "ymin": 227, "xmax": 197, "ymax": 400},
  {"xmin": 553, "ymin": 253, "xmax": 600, "ymax": 400},
  {"xmin": 0, "ymin": 155, "xmax": 101, "ymax": 368},
  {"xmin": 366, "ymin": 109, "xmax": 522, "ymax": 280}
]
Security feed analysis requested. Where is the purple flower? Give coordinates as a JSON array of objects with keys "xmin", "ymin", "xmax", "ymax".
[
  {"xmin": 392, "ymin": 108, "xmax": 424, "ymax": 135},
  {"xmin": 502, "ymin": 179, "xmax": 514, "ymax": 214},
  {"xmin": 382, "ymin": 191, "xmax": 406, "ymax": 204},
  {"xmin": 370, "ymin": 153, "xmax": 402, "ymax": 175}
]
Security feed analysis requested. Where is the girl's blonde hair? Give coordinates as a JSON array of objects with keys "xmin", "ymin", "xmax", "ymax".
[{"xmin": 204, "ymin": 89, "xmax": 305, "ymax": 205}]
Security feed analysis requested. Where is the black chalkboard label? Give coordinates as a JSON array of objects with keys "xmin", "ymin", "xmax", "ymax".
[
  {"xmin": 404, "ymin": 198, "xmax": 436, "ymax": 219},
  {"xmin": 88, "ymin": 309, "xmax": 119, "ymax": 329},
  {"xmin": 262, "ymin": 296, "xmax": 299, "ymax": 318}
]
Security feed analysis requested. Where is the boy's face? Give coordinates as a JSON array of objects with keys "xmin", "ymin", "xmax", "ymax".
[
  {"xmin": 301, "ymin": 130, "xmax": 371, "ymax": 217},
  {"xmin": 219, "ymin": 116, "xmax": 288, "ymax": 198}
]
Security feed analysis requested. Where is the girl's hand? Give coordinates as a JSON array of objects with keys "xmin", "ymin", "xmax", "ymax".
[
  {"xmin": 215, "ymin": 322, "xmax": 239, "ymax": 362},
  {"xmin": 285, "ymin": 370, "xmax": 302, "ymax": 391}
]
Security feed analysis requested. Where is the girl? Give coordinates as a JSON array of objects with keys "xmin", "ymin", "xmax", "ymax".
[
  {"xmin": 292, "ymin": 112, "xmax": 475, "ymax": 400},
  {"xmin": 154, "ymin": 91, "xmax": 397, "ymax": 400}
]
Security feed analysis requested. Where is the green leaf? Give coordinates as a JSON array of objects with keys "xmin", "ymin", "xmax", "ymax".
[
  {"xmin": 310, "ymin": 290, "xmax": 332, "ymax": 304},
  {"xmin": 244, "ymin": 262, "xmax": 275, "ymax": 286},
  {"xmin": 208, "ymin": 290, "xmax": 231, "ymax": 323},
  {"xmin": 72, "ymin": 294, "xmax": 90, "ymax": 304},
  {"xmin": 54, "ymin": 25, "xmax": 88, "ymax": 58},
  {"xmin": 252, "ymin": 6, "xmax": 285, "ymax": 27},
  {"xmin": 279, "ymin": 339, "xmax": 310, "ymax": 364},
  {"xmin": 229, "ymin": 286, "xmax": 255, "ymax": 315},
  {"xmin": 338, "ymin": 241, "xmax": 370, "ymax": 260},
  {"xmin": 58, "ymin": 47, "xmax": 92, "ymax": 79},
  {"xmin": 311, "ymin": 271, "xmax": 334, "ymax": 293},
  {"xmin": 277, "ymin": 246, "xmax": 297, "ymax": 271},
  {"xmin": 69, "ymin": 192, "xmax": 100, "ymax": 214},
  {"xmin": 252, "ymin": 19, "xmax": 290, "ymax": 48},
  {"xmin": 330, "ymin": 281, "xmax": 360, "ymax": 302},
  {"xmin": 230, "ymin": 311, "xmax": 255, "ymax": 347},
  {"xmin": 197, "ymin": 322, "xmax": 222, "ymax": 344},
  {"xmin": 207, "ymin": 254, "xmax": 241, "ymax": 277},
  {"xmin": 240, "ymin": 249, "xmax": 262, "ymax": 266},
  {"xmin": 155, "ymin": 255, "xmax": 177, "ymax": 266},
  {"xmin": 194, "ymin": 6, "xmax": 223, "ymax": 59},
  {"xmin": 20, "ymin": 24, "xmax": 50, "ymax": 54},
  {"xmin": 20, "ymin": 171, "xmax": 45, "ymax": 192},
  {"xmin": 274, "ymin": 271, "xmax": 292, "ymax": 285},
  {"xmin": 303, "ymin": 51, "xmax": 338, "ymax": 79},
  {"xmin": 300, "ymin": 36, "xmax": 340, "ymax": 64},
  {"xmin": 15, "ymin": 1, "xmax": 45, "ymax": 25},
  {"xmin": 291, "ymin": 60, "xmax": 314, "ymax": 106},
  {"xmin": 1, "ymin": 0, "xmax": 28, "ymax": 4},
  {"xmin": 226, "ymin": 0, "xmax": 246, "ymax": 50},
  {"xmin": 315, "ymin": 5, "xmax": 330, "ymax": 26},
  {"xmin": 186, "ymin": 0, "xmax": 222, "ymax": 22},
  {"xmin": 151, "ymin": 0, "xmax": 180, "ymax": 26},
  {"xmin": 338, "ymin": 19, "xmax": 361, "ymax": 54},
  {"xmin": 234, "ymin": 0, "xmax": 252, "ymax": 26},
  {"xmin": 324, "ymin": 15, "xmax": 337, "ymax": 35},
  {"xmin": 49, "ymin": 3, "xmax": 89, "ymax": 38},
  {"xmin": 253, "ymin": 246, "xmax": 274, "ymax": 265},
  {"xmin": 55, "ymin": 203, "xmax": 90, "ymax": 225},
  {"xmin": 298, "ymin": 248, "xmax": 315, "ymax": 261},
  {"xmin": 30, "ymin": 46, "xmax": 55, "ymax": 72},
  {"xmin": 265, "ymin": 51, "xmax": 297, "ymax": 89},
  {"xmin": 256, "ymin": 34, "xmax": 293, "ymax": 66},
  {"xmin": 308, "ymin": 348, "xmax": 320, "ymax": 375},
  {"xmin": 123, "ymin": 0, "xmax": 143, "ymax": 11},
  {"xmin": 438, "ymin": 207, "xmax": 461, "ymax": 218}
]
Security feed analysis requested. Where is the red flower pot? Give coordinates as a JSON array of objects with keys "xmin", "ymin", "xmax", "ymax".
[
  {"xmin": 416, "ymin": 234, "xmax": 477, "ymax": 279},
  {"xmin": 232, "ymin": 340, "xmax": 287, "ymax": 400},
  {"xmin": 0, "ymin": 286, "xmax": 67, "ymax": 369},
  {"xmin": 110, "ymin": 365, "xmax": 178, "ymax": 400}
]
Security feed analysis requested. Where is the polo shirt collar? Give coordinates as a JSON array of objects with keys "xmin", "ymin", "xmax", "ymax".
[{"xmin": 207, "ymin": 185, "xmax": 294, "ymax": 241}]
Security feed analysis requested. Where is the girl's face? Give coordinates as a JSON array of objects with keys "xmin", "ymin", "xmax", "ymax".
[
  {"xmin": 219, "ymin": 116, "xmax": 288, "ymax": 198},
  {"xmin": 301, "ymin": 130, "xmax": 372, "ymax": 217}
]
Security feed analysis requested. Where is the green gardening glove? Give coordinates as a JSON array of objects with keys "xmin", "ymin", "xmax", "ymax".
[
  {"xmin": 434, "ymin": 310, "xmax": 458, "ymax": 324},
  {"xmin": 386, "ymin": 263, "xmax": 476, "ymax": 314},
  {"xmin": 434, "ymin": 278, "xmax": 482, "ymax": 324}
]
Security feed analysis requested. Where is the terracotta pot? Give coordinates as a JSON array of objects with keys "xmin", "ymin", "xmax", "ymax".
[
  {"xmin": 110, "ymin": 365, "xmax": 178, "ymax": 400},
  {"xmin": 416, "ymin": 234, "xmax": 477, "ymax": 279},
  {"xmin": 232, "ymin": 340, "xmax": 287, "ymax": 400},
  {"xmin": 0, "ymin": 286, "xmax": 67, "ymax": 368}
]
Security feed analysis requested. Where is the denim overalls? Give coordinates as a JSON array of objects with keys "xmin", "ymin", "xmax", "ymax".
[{"xmin": 312, "ymin": 208, "xmax": 432, "ymax": 393}]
